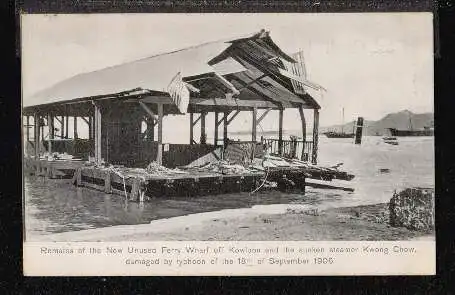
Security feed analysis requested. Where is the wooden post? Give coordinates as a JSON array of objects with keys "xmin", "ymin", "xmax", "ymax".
[
  {"xmin": 214, "ymin": 111, "xmax": 219, "ymax": 145},
  {"xmin": 298, "ymin": 106, "xmax": 307, "ymax": 161},
  {"xmin": 156, "ymin": 103, "xmax": 163, "ymax": 165},
  {"xmin": 189, "ymin": 112, "xmax": 194, "ymax": 145},
  {"xmin": 26, "ymin": 116, "xmax": 30, "ymax": 142},
  {"xmin": 88, "ymin": 116, "xmax": 93, "ymax": 140},
  {"xmin": 278, "ymin": 109, "xmax": 284, "ymax": 155},
  {"xmin": 354, "ymin": 117, "xmax": 364, "ymax": 145},
  {"xmin": 94, "ymin": 103, "xmax": 102, "ymax": 164},
  {"xmin": 60, "ymin": 116, "xmax": 64, "ymax": 139},
  {"xmin": 147, "ymin": 117, "xmax": 155, "ymax": 141},
  {"xmin": 223, "ymin": 111, "xmax": 228, "ymax": 144},
  {"xmin": 65, "ymin": 116, "xmax": 69, "ymax": 139},
  {"xmin": 34, "ymin": 113, "xmax": 40, "ymax": 158},
  {"xmin": 200, "ymin": 111, "xmax": 206, "ymax": 144},
  {"xmin": 48, "ymin": 114, "xmax": 54, "ymax": 155},
  {"xmin": 312, "ymin": 109, "xmax": 319, "ymax": 165},
  {"xmin": 74, "ymin": 117, "xmax": 78, "ymax": 139},
  {"xmin": 252, "ymin": 108, "xmax": 257, "ymax": 142}
]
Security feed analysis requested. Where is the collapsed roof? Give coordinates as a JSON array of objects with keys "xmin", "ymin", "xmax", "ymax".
[{"xmin": 23, "ymin": 29, "xmax": 324, "ymax": 114}]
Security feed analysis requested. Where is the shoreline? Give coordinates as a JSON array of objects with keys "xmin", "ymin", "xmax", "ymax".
[{"xmin": 30, "ymin": 203, "xmax": 434, "ymax": 242}]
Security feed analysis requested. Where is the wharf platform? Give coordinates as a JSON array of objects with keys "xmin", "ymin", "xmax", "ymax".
[{"xmin": 24, "ymin": 157, "xmax": 84, "ymax": 179}]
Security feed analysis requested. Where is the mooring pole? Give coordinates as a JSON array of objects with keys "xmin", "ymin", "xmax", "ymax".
[
  {"xmin": 312, "ymin": 109, "xmax": 319, "ymax": 165},
  {"xmin": 354, "ymin": 117, "xmax": 364, "ymax": 145},
  {"xmin": 156, "ymin": 103, "xmax": 163, "ymax": 165},
  {"xmin": 278, "ymin": 109, "xmax": 284, "ymax": 155}
]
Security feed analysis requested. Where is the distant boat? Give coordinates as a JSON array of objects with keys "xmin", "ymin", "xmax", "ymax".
[
  {"xmin": 387, "ymin": 116, "xmax": 434, "ymax": 137},
  {"xmin": 383, "ymin": 136, "xmax": 399, "ymax": 145},
  {"xmin": 323, "ymin": 107, "xmax": 355, "ymax": 138}
]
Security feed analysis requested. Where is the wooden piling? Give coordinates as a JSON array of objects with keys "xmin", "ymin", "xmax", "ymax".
[
  {"xmin": 48, "ymin": 114, "xmax": 54, "ymax": 155},
  {"xmin": 223, "ymin": 111, "xmax": 229, "ymax": 144},
  {"xmin": 354, "ymin": 117, "xmax": 364, "ymax": 144},
  {"xmin": 104, "ymin": 170, "xmax": 111, "ymax": 193},
  {"xmin": 278, "ymin": 109, "xmax": 283, "ymax": 154},
  {"xmin": 312, "ymin": 109, "xmax": 319, "ymax": 165},
  {"xmin": 94, "ymin": 103, "xmax": 102, "ymax": 163},
  {"xmin": 34, "ymin": 114, "xmax": 40, "ymax": 158},
  {"xmin": 156, "ymin": 103, "xmax": 163, "ymax": 165},
  {"xmin": 200, "ymin": 111, "xmax": 206, "ymax": 144},
  {"xmin": 65, "ymin": 116, "xmax": 69, "ymax": 138},
  {"xmin": 74, "ymin": 116, "xmax": 78, "ymax": 139},
  {"xmin": 252, "ymin": 107, "xmax": 257, "ymax": 142},
  {"xmin": 214, "ymin": 111, "xmax": 219, "ymax": 145},
  {"xmin": 189, "ymin": 112, "xmax": 194, "ymax": 144}
]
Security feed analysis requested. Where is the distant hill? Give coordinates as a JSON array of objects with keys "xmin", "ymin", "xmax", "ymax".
[{"xmin": 320, "ymin": 110, "xmax": 434, "ymax": 136}]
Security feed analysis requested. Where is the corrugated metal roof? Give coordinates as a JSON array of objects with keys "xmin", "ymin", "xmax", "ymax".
[{"xmin": 24, "ymin": 39, "xmax": 237, "ymax": 108}]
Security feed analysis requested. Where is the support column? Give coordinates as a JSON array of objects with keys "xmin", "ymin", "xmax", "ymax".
[
  {"xmin": 34, "ymin": 113, "xmax": 40, "ymax": 158},
  {"xmin": 147, "ymin": 117, "xmax": 155, "ymax": 141},
  {"xmin": 61, "ymin": 116, "xmax": 65, "ymax": 139},
  {"xmin": 189, "ymin": 112, "xmax": 194, "ymax": 145},
  {"xmin": 74, "ymin": 117, "xmax": 78, "ymax": 139},
  {"xmin": 94, "ymin": 103, "xmax": 102, "ymax": 164},
  {"xmin": 65, "ymin": 116, "xmax": 69, "ymax": 139},
  {"xmin": 48, "ymin": 114, "xmax": 54, "ymax": 155},
  {"xmin": 312, "ymin": 109, "xmax": 319, "ymax": 165},
  {"xmin": 26, "ymin": 116, "xmax": 30, "ymax": 142},
  {"xmin": 298, "ymin": 106, "xmax": 307, "ymax": 161},
  {"xmin": 200, "ymin": 111, "xmax": 206, "ymax": 144},
  {"xmin": 214, "ymin": 111, "xmax": 219, "ymax": 145},
  {"xmin": 223, "ymin": 111, "xmax": 229, "ymax": 145},
  {"xmin": 156, "ymin": 103, "xmax": 163, "ymax": 165},
  {"xmin": 88, "ymin": 116, "xmax": 93, "ymax": 141},
  {"xmin": 252, "ymin": 108, "xmax": 257, "ymax": 142},
  {"xmin": 278, "ymin": 109, "xmax": 284, "ymax": 154}
]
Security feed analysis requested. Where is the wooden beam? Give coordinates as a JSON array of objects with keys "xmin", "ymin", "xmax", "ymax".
[
  {"xmin": 190, "ymin": 97, "xmax": 281, "ymax": 109},
  {"xmin": 60, "ymin": 116, "xmax": 64, "ymax": 139},
  {"xmin": 147, "ymin": 117, "xmax": 155, "ymax": 141},
  {"xmin": 214, "ymin": 111, "xmax": 219, "ymax": 145},
  {"xmin": 189, "ymin": 112, "xmax": 194, "ymax": 145},
  {"xmin": 81, "ymin": 117, "xmax": 89, "ymax": 125},
  {"xmin": 235, "ymin": 73, "xmax": 267, "ymax": 91},
  {"xmin": 139, "ymin": 101, "xmax": 158, "ymax": 123},
  {"xmin": 312, "ymin": 109, "xmax": 319, "ymax": 165},
  {"xmin": 34, "ymin": 114, "xmax": 40, "ymax": 158},
  {"xmin": 252, "ymin": 108, "xmax": 257, "ymax": 142},
  {"xmin": 223, "ymin": 111, "xmax": 229, "ymax": 143},
  {"xmin": 200, "ymin": 111, "xmax": 206, "ymax": 144},
  {"xmin": 278, "ymin": 109, "xmax": 283, "ymax": 154},
  {"xmin": 48, "ymin": 114, "xmax": 53, "ymax": 154},
  {"xmin": 192, "ymin": 113, "xmax": 201, "ymax": 126},
  {"xmin": 26, "ymin": 116, "xmax": 30, "ymax": 142},
  {"xmin": 214, "ymin": 73, "xmax": 240, "ymax": 95},
  {"xmin": 257, "ymin": 108, "xmax": 271, "ymax": 124},
  {"xmin": 74, "ymin": 117, "xmax": 78, "ymax": 139},
  {"xmin": 94, "ymin": 103, "xmax": 102, "ymax": 164},
  {"xmin": 227, "ymin": 110, "xmax": 241, "ymax": 125},
  {"xmin": 65, "ymin": 116, "xmax": 69, "ymax": 138},
  {"xmin": 298, "ymin": 107, "xmax": 306, "ymax": 141},
  {"xmin": 156, "ymin": 103, "xmax": 164, "ymax": 165}
]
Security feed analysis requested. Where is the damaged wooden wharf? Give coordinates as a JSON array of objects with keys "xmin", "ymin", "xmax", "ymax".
[{"xmin": 23, "ymin": 29, "xmax": 354, "ymax": 200}]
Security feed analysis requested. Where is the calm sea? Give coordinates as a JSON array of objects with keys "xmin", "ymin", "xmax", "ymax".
[{"xmin": 24, "ymin": 135, "xmax": 434, "ymax": 238}]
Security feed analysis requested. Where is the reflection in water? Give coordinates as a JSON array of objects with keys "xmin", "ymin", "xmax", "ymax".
[{"xmin": 24, "ymin": 136, "xmax": 434, "ymax": 238}]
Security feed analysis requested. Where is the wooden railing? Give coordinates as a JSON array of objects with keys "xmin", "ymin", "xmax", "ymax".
[{"xmin": 262, "ymin": 138, "xmax": 313, "ymax": 163}]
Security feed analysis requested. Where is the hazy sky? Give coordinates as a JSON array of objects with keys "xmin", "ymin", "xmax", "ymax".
[{"xmin": 22, "ymin": 13, "xmax": 433, "ymax": 134}]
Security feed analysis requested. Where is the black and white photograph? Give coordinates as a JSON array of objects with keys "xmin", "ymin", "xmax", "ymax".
[{"xmin": 21, "ymin": 13, "xmax": 434, "ymax": 274}]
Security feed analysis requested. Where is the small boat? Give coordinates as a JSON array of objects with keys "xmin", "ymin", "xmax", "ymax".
[
  {"xmin": 324, "ymin": 107, "xmax": 355, "ymax": 138},
  {"xmin": 383, "ymin": 136, "xmax": 398, "ymax": 145}
]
